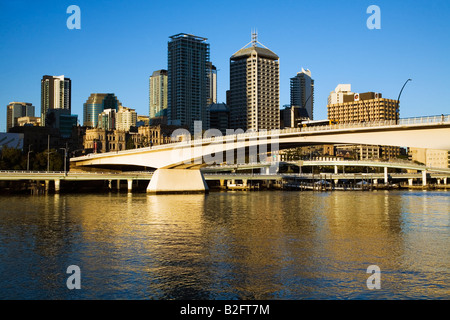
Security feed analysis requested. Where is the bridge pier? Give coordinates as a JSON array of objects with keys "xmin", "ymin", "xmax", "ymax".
[
  {"xmin": 422, "ymin": 171, "xmax": 427, "ymax": 186},
  {"xmin": 408, "ymin": 178, "xmax": 414, "ymax": 186},
  {"xmin": 384, "ymin": 167, "xmax": 388, "ymax": 184},
  {"xmin": 147, "ymin": 169, "xmax": 209, "ymax": 194},
  {"xmin": 55, "ymin": 179, "xmax": 61, "ymax": 193},
  {"xmin": 334, "ymin": 165, "xmax": 338, "ymax": 174},
  {"xmin": 127, "ymin": 179, "xmax": 133, "ymax": 192},
  {"xmin": 45, "ymin": 180, "xmax": 50, "ymax": 193}
]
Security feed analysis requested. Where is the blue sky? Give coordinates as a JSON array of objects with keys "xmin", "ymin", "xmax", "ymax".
[{"xmin": 1, "ymin": 0, "xmax": 449, "ymax": 131}]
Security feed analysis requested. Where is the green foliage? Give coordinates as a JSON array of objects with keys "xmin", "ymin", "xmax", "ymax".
[
  {"xmin": 0, "ymin": 146, "xmax": 63, "ymax": 171},
  {"xmin": 0, "ymin": 147, "xmax": 24, "ymax": 170},
  {"xmin": 32, "ymin": 149, "xmax": 63, "ymax": 171}
]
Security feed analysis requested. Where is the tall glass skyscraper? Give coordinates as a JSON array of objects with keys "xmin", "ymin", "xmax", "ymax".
[
  {"xmin": 83, "ymin": 93, "xmax": 121, "ymax": 128},
  {"xmin": 167, "ymin": 33, "xmax": 210, "ymax": 133},
  {"xmin": 6, "ymin": 102, "xmax": 35, "ymax": 131},
  {"xmin": 40, "ymin": 75, "xmax": 71, "ymax": 126},
  {"xmin": 290, "ymin": 68, "xmax": 314, "ymax": 120},
  {"xmin": 149, "ymin": 69, "xmax": 168, "ymax": 123}
]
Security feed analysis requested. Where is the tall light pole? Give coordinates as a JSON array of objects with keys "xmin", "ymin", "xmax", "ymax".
[
  {"xmin": 396, "ymin": 79, "xmax": 412, "ymax": 124},
  {"xmin": 27, "ymin": 145, "xmax": 33, "ymax": 171},
  {"xmin": 47, "ymin": 135, "xmax": 50, "ymax": 172},
  {"xmin": 60, "ymin": 143, "xmax": 68, "ymax": 175}
]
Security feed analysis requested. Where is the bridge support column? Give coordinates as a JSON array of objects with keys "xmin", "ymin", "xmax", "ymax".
[
  {"xmin": 117, "ymin": 180, "xmax": 121, "ymax": 191},
  {"xmin": 108, "ymin": 180, "xmax": 112, "ymax": 190},
  {"xmin": 422, "ymin": 171, "xmax": 427, "ymax": 186},
  {"xmin": 54, "ymin": 179, "xmax": 61, "ymax": 193},
  {"xmin": 384, "ymin": 167, "xmax": 388, "ymax": 184},
  {"xmin": 444, "ymin": 177, "xmax": 448, "ymax": 185},
  {"xmin": 45, "ymin": 180, "xmax": 50, "ymax": 192},
  {"xmin": 334, "ymin": 165, "xmax": 338, "ymax": 174},
  {"xmin": 408, "ymin": 178, "xmax": 414, "ymax": 186},
  {"xmin": 147, "ymin": 169, "xmax": 209, "ymax": 194},
  {"xmin": 127, "ymin": 179, "xmax": 133, "ymax": 192}
]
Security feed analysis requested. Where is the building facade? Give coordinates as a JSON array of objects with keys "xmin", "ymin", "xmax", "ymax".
[
  {"xmin": 280, "ymin": 105, "xmax": 310, "ymax": 129},
  {"xmin": 209, "ymin": 103, "xmax": 229, "ymax": 135},
  {"xmin": 98, "ymin": 109, "xmax": 117, "ymax": 130},
  {"xmin": 327, "ymin": 91, "xmax": 397, "ymax": 123},
  {"xmin": 409, "ymin": 148, "xmax": 449, "ymax": 169},
  {"xmin": 290, "ymin": 68, "xmax": 314, "ymax": 120},
  {"xmin": 327, "ymin": 87, "xmax": 400, "ymax": 159},
  {"xmin": 207, "ymin": 62, "xmax": 217, "ymax": 105},
  {"xmin": 149, "ymin": 69, "xmax": 168, "ymax": 124},
  {"xmin": 83, "ymin": 93, "xmax": 121, "ymax": 128},
  {"xmin": 7, "ymin": 102, "xmax": 35, "ymax": 131},
  {"xmin": 41, "ymin": 75, "xmax": 71, "ymax": 126},
  {"xmin": 229, "ymin": 33, "xmax": 280, "ymax": 131},
  {"xmin": 168, "ymin": 33, "xmax": 210, "ymax": 132},
  {"xmin": 327, "ymin": 84, "xmax": 353, "ymax": 105},
  {"xmin": 83, "ymin": 128, "xmax": 126, "ymax": 153},
  {"xmin": 116, "ymin": 106, "xmax": 137, "ymax": 132}
]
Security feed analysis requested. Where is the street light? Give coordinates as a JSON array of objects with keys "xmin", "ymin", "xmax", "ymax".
[
  {"xmin": 396, "ymin": 79, "xmax": 412, "ymax": 124},
  {"xmin": 27, "ymin": 145, "xmax": 33, "ymax": 171},
  {"xmin": 60, "ymin": 144, "xmax": 68, "ymax": 175}
]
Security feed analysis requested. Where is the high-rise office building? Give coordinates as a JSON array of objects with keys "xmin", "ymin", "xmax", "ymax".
[
  {"xmin": 98, "ymin": 109, "xmax": 117, "ymax": 130},
  {"xmin": 229, "ymin": 32, "xmax": 280, "ymax": 131},
  {"xmin": 168, "ymin": 33, "xmax": 210, "ymax": 132},
  {"xmin": 6, "ymin": 102, "xmax": 35, "ymax": 131},
  {"xmin": 290, "ymin": 68, "xmax": 314, "ymax": 120},
  {"xmin": 149, "ymin": 69, "xmax": 168, "ymax": 124},
  {"xmin": 116, "ymin": 106, "xmax": 137, "ymax": 132},
  {"xmin": 327, "ymin": 88, "xmax": 400, "ymax": 158},
  {"xmin": 327, "ymin": 90, "xmax": 397, "ymax": 123},
  {"xmin": 83, "ymin": 93, "xmax": 121, "ymax": 128},
  {"xmin": 207, "ymin": 62, "xmax": 217, "ymax": 105},
  {"xmin": 41, "ymin": 75, "xmax": 71, "ymax": 126}
]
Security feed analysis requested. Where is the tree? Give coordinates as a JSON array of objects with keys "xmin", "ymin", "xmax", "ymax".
[{"xmin": 0, "ymin": 146, "xmax": 25, "ymax": 170}]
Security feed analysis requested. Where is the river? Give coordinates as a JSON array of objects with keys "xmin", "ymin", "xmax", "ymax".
[{"xmin": 0, "ymin": 190, "xmax": 448, "ymax": 300}]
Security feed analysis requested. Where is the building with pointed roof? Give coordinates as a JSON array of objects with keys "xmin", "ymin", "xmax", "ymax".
[{"xmin": 229, "ymin": 31, "xmax": 280, "ymax": 131}]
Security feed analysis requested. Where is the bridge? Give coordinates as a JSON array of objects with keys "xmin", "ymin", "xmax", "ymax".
[
  {"xmin": 70, "ymin": 115, "xmax": 450, "ymax": 193},
  {"xmin": 1, "ymin": 167, "xmax": 448, "ymax": 194}
]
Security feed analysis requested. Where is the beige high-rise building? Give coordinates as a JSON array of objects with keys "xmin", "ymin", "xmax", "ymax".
[
  {"xmin": 116, "ymin": 106, "xmax": 137, "ymax": 132},
  {"xmin": 149, "ymin": 70, "xmax": 168, "ymax": 123},
  {"xmin": 327, "ymin": 88, "xmax": 400, "ymax": 159},
  {"xmin": 229, "ymin": 32, "xmax": 280, "ymax": 131}
]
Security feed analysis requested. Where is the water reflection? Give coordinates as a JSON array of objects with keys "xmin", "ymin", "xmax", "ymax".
[{"xmin": 0, "ymin": 190, "xmax": 448, "ymax": 299}]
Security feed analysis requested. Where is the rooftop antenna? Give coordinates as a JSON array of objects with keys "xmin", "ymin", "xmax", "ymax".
[
  {"xmin": 251, "ymin": 29, "xmax": 258, "ymax": 47},
  {"xmin": 237, "ymin": 28, "xmax": 270, "ymax": 51}
]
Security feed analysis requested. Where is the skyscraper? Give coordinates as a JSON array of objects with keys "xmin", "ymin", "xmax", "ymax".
[
  {"xmin": 149, "ymin": 69, "xmax": 168, "ymax": 124},
  {"xmin": 290, "ymin": 68, "xmax": 314, "ymax": 120},
  {"xmin": 168, "ymin": 33, "xmax": 210, "ymax": 132},
  {"xmin": 41, "ymin": 75, "xmax": 71, "ymax": 126},
  {"xmin": 83, "ymin": 93, "xmax": 121, "ymax": 128},
  {"xmin": 116, "ymin": 106, "xmax": 137, "ymax": 132},
  {"xmin": 229, "ymin": 32, "xmax": 280, "ymax": 131},
  {"xmin": 207, "ymin": 62, "xmax": 217, "ymax": 105},
  {"xmin": 6, "ymin": 102, "xmax": 35, "ymax": 131}
]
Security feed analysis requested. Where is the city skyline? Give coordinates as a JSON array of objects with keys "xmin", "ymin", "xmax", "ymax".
[{"xmin": 1, "ymin": 0, "xmax": 450, "ymax": 132}]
